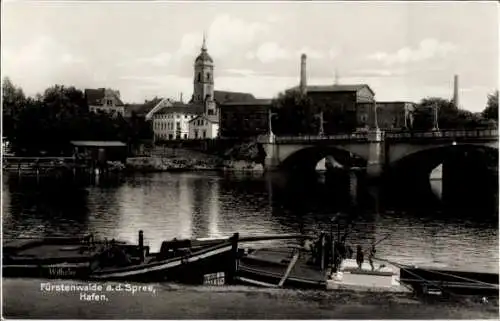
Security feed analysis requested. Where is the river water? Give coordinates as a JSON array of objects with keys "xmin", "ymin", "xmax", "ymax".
[{"xmin": 2, "ymin": 171, "xmax": 498, "ymax": 273}]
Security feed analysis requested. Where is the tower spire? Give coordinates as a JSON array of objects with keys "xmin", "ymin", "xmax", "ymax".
[{"xmin": 202, "ymin": 31, "xmax": 207, "ymax": 51}]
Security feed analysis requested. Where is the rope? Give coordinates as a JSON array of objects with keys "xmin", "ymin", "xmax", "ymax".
[{"xmin": 373, "ymin": 256, "xmax": 459, "ymax": 297}]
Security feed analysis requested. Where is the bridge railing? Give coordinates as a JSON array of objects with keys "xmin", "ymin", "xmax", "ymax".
[
  {"xmin": 385, "ymin": 129, "xmax": 498, "ymax": 139},
  {"xmin": 275, "ymin": 132, "xmax": 370, "ymax": 143},
  {"xmin": 271, "ymin": 129, "xmax": 498, "ymax": 143}
]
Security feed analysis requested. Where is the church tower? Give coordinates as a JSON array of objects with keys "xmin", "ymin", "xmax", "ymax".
[{"xmin": 193, "ymin": 33, "xmax": 216, "ymax": 115}]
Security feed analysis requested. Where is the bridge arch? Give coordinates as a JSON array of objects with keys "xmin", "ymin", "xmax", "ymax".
[
  {"xmin": 383, "ymin": 143, "xmax": 498, "ymax": 210},
  {"xmin": 387, "ymin": 144, "xmax": 498, "ymax": 178},
  {"xmin": 278, "ymin": 145, "xmax": 368, "ymax": 172},
  {"xmin": 388, "ymin": 141, "xmax": 499, "ymax": 165}
]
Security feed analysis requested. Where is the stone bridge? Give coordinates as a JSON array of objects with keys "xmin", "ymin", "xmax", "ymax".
[{"xmin": 260, "ymin": 128, "xmax": 499, "ymax": 178}]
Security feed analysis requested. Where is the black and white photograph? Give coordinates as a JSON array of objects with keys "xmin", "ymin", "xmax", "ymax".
[{"xmin": 1, "ymin": 0, "xmax": 499, "ymax": 319}]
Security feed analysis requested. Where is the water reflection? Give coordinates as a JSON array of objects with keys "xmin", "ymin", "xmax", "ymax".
[
  {"xmin": 3, "ymin": 176, "xmax": 90, "ymax": 238},
  {"xmin": 2, "ymin": 171, "xmax": 498, "ymax": 272}
]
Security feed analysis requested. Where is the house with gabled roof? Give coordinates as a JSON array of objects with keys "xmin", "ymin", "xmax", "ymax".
[
  {"xmin": 188, "ymin": 114, "xmax": 219, "ymax": 139},
  {"xmin": 85, "ymin": 88, "xmax": 125, "ymax": 117}
]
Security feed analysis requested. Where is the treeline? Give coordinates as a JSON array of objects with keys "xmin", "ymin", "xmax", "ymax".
[
  {"xmin": 270, "ymin": 90, "xmax": 498, "ymax": 136},
  {"xmin": 2, "ymin": 77, "xmax": 152, "ymax": 156}
]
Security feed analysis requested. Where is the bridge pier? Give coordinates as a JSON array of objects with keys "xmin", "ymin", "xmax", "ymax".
[
  {"xmin": 365, "ymin": 129, "xmax": 385, "ymax": 179},
  {"xmin": 263, "ymin": 142, "xmax": 281, "ymax": 172}
]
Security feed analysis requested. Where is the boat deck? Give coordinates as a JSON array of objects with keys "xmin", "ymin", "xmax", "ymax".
[
  {"xmin": 327, "ymin": 259, "xmax": 410, "ymax": 293},
  {"xmin": 238, "ymin": 248, "xmax": 326, "ymax": 287},
  {"xmin": 14, "ymin": 244, "xmax": 95, "ymax": 259}
]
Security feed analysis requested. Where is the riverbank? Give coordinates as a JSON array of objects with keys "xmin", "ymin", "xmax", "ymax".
[
  {"xmin": 126, "ymin": 157, "xmax": 264, "ymax": 173},
  {"xmin": 126, "ymin": 146, "xmax": 264, "ymax": 173},
  {"xmin": 3, "ymin": 279, "xmax": 498, "ymax": 319}
]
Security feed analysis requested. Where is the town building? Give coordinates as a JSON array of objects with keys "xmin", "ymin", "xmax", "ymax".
[
  {"xmin": 219, "ymin": 99, "xmax": 272, "ymax": 138},
  {"xmin": 85, "ymin": 88, "xmax": 125, "ymax": 117},
  {"xmin": 151, "ymin": 102, "xmax": 202, "ymax": 141},
  {"xmin": 188, "ymin": 114, "xmax": 219, "ymax": 139},
  {"xmin": 286, "ymin": 53, "xmax": 415, "ymax": 132}
]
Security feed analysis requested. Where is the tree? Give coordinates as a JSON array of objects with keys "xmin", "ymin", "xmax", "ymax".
[
  {"xmin": 271, "ymin": 90, "xmax": 318, "ymax": 135},
  {"xmin": 2, "ymin": 77, "xmax": 26, "ymax": 138},
  {"xmin": 5, "ymin": 81, "xmax": 132, "ymax": 156},
  {"xmin": 482, "ymin": 90, "xmax": 498, "ymax": 121},
  {"xmin": 412, "ymin": 97, "xmax": 480, "ymax": 130}
]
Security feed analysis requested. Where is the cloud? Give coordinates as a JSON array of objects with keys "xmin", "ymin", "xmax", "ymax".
[
  {"xmin": 246, "ymin": 42, "xmax": 292, "ymax": 63},
  {"xmin": 222, "ymin": 69, "xmax": 261, "ymax": 77},
  {"xmin": 348, "ymin": 69, "xmax": 406, "ymax": 78},
  {"xmin": 61, "ymin": 53, "xmax": 85, "ymax": 64},
  {"xmin": 175, "ymin": 14, "xmax": 270, "ymax": 59},
  {"xmin": 367, "ymin": 38, "xmax": 458, "ymax": 65},
  {"xmin": 3, "ymin": 35, "xmax": 91, "ymax": 95},
  {"xmin": 328, "ymin": 48, "xmax": 340, "ymax": 60},
  {"xmin": 246, "ymin": 43, "xmax": 328, "ymax": 64},
  {"xmin": 135, "ymin": 52, "xmax": 172, "ymax": 67},
  {"xmin": 4, "ymin": 36, "xmax": 85, "ymax": 67}
]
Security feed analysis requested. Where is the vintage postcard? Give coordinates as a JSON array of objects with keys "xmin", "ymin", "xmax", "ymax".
[{"xmin": 2, "ymin": 1, "xmax": 499, "ymax": 319}]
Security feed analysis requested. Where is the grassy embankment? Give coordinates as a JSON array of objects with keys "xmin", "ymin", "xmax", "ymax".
[{"xmin": 126, "ymin": 141, "xmax": 265, "ymax": 173}]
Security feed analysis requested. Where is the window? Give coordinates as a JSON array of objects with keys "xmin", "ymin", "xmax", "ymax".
[
  {"xmin": 202, "ymin": 130, "xmax": 207, "ymax": 138},
  {"xmin": 208, "ymin": 109, "xmax": 214, "ymax": 116},
  {"xmin": 197, "ymin": 73, "xmax": 201, "ymax": 82},
  {"xmin": 183, "ymin": 134, "xmax": 187, "ymax": 139},
  {"xmin": 169, "ymin": 134, "xmax": 173, "ymax": 140},
  {"xmin": 107, "ymin": 100, "xmax": 113, "ymax": 106},
  {"xmin": 194, "ymin": 130, "xmax": 199, "ymax": 139},
  {"xmin": 207, "ymin": 72, "xmax": 211, "ymax": 80}
]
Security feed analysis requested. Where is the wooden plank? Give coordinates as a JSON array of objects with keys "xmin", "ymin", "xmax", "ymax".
[
  {"xmin": 236, "ymin": 276, "xmax": 279, "ymax": 288},
  {"xmin": 278, "ymin": 252, "xmax": 299, "ymax": 287}
]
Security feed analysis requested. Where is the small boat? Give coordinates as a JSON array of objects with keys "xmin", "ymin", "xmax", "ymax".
[
  {"xmin": 235, "ymin": 218, "xmax": 499, "ymax": 298},
  {"xmin": 88, "ymin": 233, "xmax": 305, "ymax": 282},
  {"xmin": 88, "ymin": 233, "xmax": 238, "ymax": 283},
  {"xmin": 398, "ymin": 265, "xmax": 499, "ymax": 297},
  {"xmin": 3, "ymin": 235, "xmax": 118, "ymax": 279},
  {"xmin": 3, "ymin": 232, "xmax": 240, "ymax": 284},
  {"xmin": 235, "ymin": 235, "xmax": 401, "ymax": 291}
]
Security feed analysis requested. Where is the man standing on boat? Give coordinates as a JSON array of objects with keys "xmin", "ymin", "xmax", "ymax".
[
  {"xmin": 368, "ymin": 244, "xmax": 376, "ymax": 271},
  {"xmin": 356, "ymin": 245, "xmax": 364, "ymax": 269}
]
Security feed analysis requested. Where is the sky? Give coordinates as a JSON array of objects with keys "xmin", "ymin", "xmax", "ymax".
[{"xmin": 2, "ymin": 1, "xmax": 498, "ymax": 112}]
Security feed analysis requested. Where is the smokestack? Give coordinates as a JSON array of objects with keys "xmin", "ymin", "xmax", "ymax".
[
  {"xmin": 453, "ymin": 74, "xmax": 459, "ymax": 108},
  {"xmin": 300, "ymin": 53, "xmax": 307, "ymax": 95},
  {"xmin": 180, "ymin": 92, "xmax": 183, "ymax": 103}
]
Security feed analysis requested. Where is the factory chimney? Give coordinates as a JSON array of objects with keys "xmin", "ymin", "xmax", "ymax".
[
  {"xmin": 452, "ymin": 74, "xmax": 459, "ymax": 108},
  {"xmin": 300, "ymin": 53, "xmax": 307, "ymax": 95}
]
